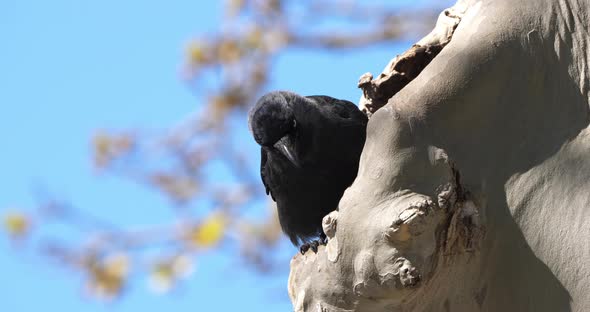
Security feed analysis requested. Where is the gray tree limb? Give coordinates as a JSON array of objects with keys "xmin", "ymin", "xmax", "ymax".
[{"xmin": 288, "ymin": 0, "xmax": 590, "ymax": 311}]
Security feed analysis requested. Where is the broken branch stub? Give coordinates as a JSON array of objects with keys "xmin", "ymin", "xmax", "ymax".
[{"xmin": 358, "ymin": 7, "xmax": 461, "ymax": 117}]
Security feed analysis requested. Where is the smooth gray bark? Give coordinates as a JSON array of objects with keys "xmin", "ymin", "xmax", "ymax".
[{"xmin": 288, "ymin": 0, "xmax": 590, "ymax": 311}]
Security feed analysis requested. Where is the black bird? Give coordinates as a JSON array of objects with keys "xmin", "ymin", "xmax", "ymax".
[{"xmin": 248, "ymin": 91, "xmax": 368, "ymax": 253}]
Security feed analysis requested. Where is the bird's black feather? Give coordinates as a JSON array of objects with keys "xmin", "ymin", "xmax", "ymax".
[
  {"xmin": 249, "ymin": 91, "xmax": 367, "ymax": 246},
  {"xmin": 260, "ymin": 148, "xmax": 273, "ymax": 199}
]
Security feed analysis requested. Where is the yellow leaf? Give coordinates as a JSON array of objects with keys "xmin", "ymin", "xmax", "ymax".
[
  {"xmin": 148, "ymin": 255, "xmax": 194, "ymax": 294},
  {"xmin": 92, "ymin": 132, "xmax": 134, "ymax": 168},
  {"xmin": 2, "ymin": 212, "xmax": 30, "ymax": 239},
  {"xmin": 245, "ymin": 27, "xmax": 263, "ymax": 49},
  {"xmin": 86, "ymin": 253, "xmax": 130, "ymax": 300},
  {"xmin": 186, "ymin": 213, "xmax": 226, "ymax": 248},
  {"xmin": 186, "ymin": 41, "xmax": 210, "ymax": 66},
  {"xmin": 103, "ymin": 253, "xmax": 130, "ymax": 277},
  {"xmin": 217, "ymin": 40, "xmax": 242, "ymax": 63},
  {"xmin": 149, "ymin": 261, "xmax": 175, "ymax": 294}
]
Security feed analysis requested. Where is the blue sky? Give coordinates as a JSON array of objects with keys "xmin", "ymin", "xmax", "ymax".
[{"xmin": 0, "ymin": 1, "xmax": 448, "ymax": 311}]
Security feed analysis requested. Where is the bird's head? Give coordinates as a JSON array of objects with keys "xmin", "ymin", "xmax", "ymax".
[{"xmin": 248, "ymin": 91, "xmax": 301, "ymax": 167}]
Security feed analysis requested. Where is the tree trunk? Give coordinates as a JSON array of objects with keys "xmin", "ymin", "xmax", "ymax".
[{"xmin": 288, "ymin": 0, "xmax": 590, "ymax": 311}]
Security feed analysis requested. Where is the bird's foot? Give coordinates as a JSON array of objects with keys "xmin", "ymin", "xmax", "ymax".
[
  {"xmin": 299, "ymin": 234, "xmax": 328, "ymax": 254},
  {"xmin": 319, "ymin": 232, "xmax": 328, "ymax": 245},
  {"xmin": 299, "ymin": 241, "xmax": 320, "ymax": 254}
]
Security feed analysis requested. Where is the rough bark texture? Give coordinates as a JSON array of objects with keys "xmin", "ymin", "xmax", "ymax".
[{"xmin": 288, "ymin": 0, "xmax": 590, "ymax": 311}]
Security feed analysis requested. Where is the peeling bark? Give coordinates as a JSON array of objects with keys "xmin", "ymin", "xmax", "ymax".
[
  {"xmin": 358, "ymin": 7, "xmax": 461, "ymax": 117},
  {"xmin": 289, "ymin": 0, "xmax": 590, "ymax": 311}
]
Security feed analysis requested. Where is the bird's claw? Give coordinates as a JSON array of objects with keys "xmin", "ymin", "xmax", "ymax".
[
  {"xmin": 299, "ymin": 244, "xmax": 310, "ymax": 254},
  {"xmin": 300, "ymin": 235, "xmax": 328, "ymax": 255},
  {"xmin": 319, "ymin": 232, "xmax": 328, "ymax": 245},
  {"xmin": 300, "ymin": 242, "xmax": 316, "ymax": 254},
  {"xmin": 310, "ymin": 240, "xmax": 319, "ymax": 253}
]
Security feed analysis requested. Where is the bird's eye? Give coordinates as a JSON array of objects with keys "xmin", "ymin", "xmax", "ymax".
[{"xmin": 292, "ymin": 119, "xmax": 297, "ymax": 129}]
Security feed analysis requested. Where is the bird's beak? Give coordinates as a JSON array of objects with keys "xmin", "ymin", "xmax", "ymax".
[{"xmin": 274, "ymin": 136, "xmax": 300, "ymax": 167}]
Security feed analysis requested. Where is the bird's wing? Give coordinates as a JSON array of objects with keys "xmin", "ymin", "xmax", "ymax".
[
  {"xmin": 307, "ymin": 95, "xmax": 367, "ymax": 121},
  {"xmin": 260, "ymin": 148, "xmax": 275, "ymax": 201}
]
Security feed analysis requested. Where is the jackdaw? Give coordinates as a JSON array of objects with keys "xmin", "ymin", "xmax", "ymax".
[{"xmin": 248, "ymin": 91, "xmax": 368, "ymax": 253}]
